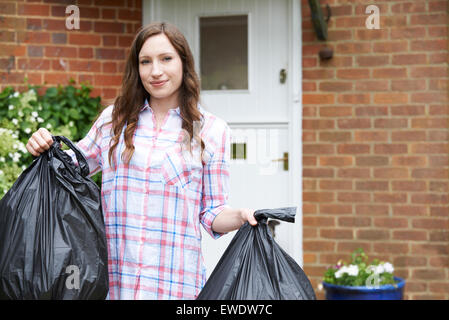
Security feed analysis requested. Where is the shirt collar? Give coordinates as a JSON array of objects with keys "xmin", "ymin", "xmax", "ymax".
[{"xmin": 141, "ymin": 99, "xmax": 181, "ymax": 116}]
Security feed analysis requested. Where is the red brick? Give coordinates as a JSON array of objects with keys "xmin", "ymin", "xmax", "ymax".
[
  {"xmin": 391, "ymin": 2, "xmax": 426, "ymax": 13},
  {"xmin": 356, "ymin": 230, "xmax": 389, "ymax": 241},
  {"xmin": 303, "ymin": 144, "xmax": 335, "ymax": 154},
  {"xmin": 356, "ymin": 181, "xmax": 388, "ymax": 191},
  {"xmin": 94, "ymin": 75, "xmax": 123, "ymax": 86},
  {"xmin": 303, "ymin": 217, "xmax": 335, "ymax": 227},
  {"xmin": 338, "ymin": 144, "xmax": 370, "ymax": 154},
  {"xmin": 394, "ymin": 256, "xmax": 427, "ymax": 267},
  {"xmin": 413, "ymin": 218, "xmax": 449, "ymax": 229},
  {"xmin": 411, "ymin": 14, "xmax": 448, "ymax": 25},
  {"xmin": 374, "ymin": 168, "xmax": 408, "ymax": 179},
  {"xmin": 356, "ymin": 55, "xmax": 389, "ymax": 67},
  {"xmin": 319, "ymin": 107, "xmax": 352, "ymax": 117},
  {"xmin": 355, "ymin": 29, "xmax": 389, "ymax": 41},
  {"xmin": 391, "ymin": 80, "xmax": 426, "ymax": 91},
  {"xmin": 44, "ymin": 46, "xmax": 77, "ymax": 58},
  {"xmin": 412, "ymin": 168, "xmax": 449, "ymax": 180},
  {"xmin": 393, "ymin": 205, "xmax": 427, "ymax": 216},
  {"xmin": 338, "ymin": 94, "xmax": 370, "ymax": 104},
  {"xmin": 319, "ymin": 132, "xmax": 351, "ymax": 142},
  {"xmin": 374, "ymin": 119, "xmax": 408, "ymax": 129},
  {"xmin": 356, "ymin": 156, "xmax": 389, "ymax": 167},
  {"xmin": 320, "ymin": 229, "xmax": 354, "ymax": 240},
  {"xmin": 374, "ymin": 144, "xmax": 408, "ymax": 154},
  {"xmin": 69, "ymin": 34, "xmax": 101, "ymax": 46},
  {"xmin": 338, "ymin": 217, "xmax": 371, "ymax": 227},
  {"xmin": 338, "ymin": 168, "xmax": 370, "ymax": 179},
  {"xmin": 392, "ymin": 131, "xmax": 426, "ymax": 142},
  {"xmin": 337, "ymin": 69, "xmax": 370, "ymax": 80},
  {"xmin": 373, "ymin": 243, "xmax": 409, "ymax": 254},
  {"xmin": 302, "ymin": 69, "xmax": 334, "ymax": 80},
  {"xmin": 319, "ymin": 180, "xmax": 352, "ymax": 190},
  {"xmin": 338, "ymin": 119, "xmax": 371, "ymax": 129},
  {"xmin": 374, "ymin": 193, "xmax": 407, "ymax": 203},
  {"xmin": 410, "ymin": 67, "xmax": 448, "ymax": 78},
  {"xmin": 303, "ymin": 94, "xmax": 335, "ymax": 104},
  {"xmin": 373, "ymin": 41, "xmax": 408, "ymax": 53},
  {"xmin": 374, "ymin": 217, "xmax": 408, "ymax": 228},
  {"xmin": 429, "ymin": 155, "xmax": 449, "ymax": 167},
  {"xmin": 393, "ymin": 231, "xmax": 427, "ymax": 241},
  {"xmin": 303, "ymin": 168, "xmax": 334, "ymax": 178},
  {"xmin": 303, "ymin": 192, "xmax": 334, "ymax": 202},
  {"xmin": 412, "ymin": 118, "xmax": 448, "ymax": 129},
  {"xmin": 95, "ymin": 48, "xmax": 125, "ymax": 60},
  {"xmin": 390, "ymin": 27, "xmax": 426, "ymax": 39},
  {"xmin": 412, "ymin": 193, "xmax": 449, "ymax": 205},
  {"xmin": 338, "ymin": 192, "xmax": 370, "ymax": 203},
  {"xmin": 320, "ymin": 204, "xmax": 352, "ymax": 215},
  {"xmin": 319, "ymin": 82, "xmax": 352, "ymax": 92},
  {"xmin": 373, "ymin": 68, "xmax": 407, "ymax": 79},
  {"xmin": 355, "ymin": 81, "xmax": 389, "ymax": 92},
  {"xmin": 19, "ymin": 4, "xmax": 50, "ymax": 16},
  {"xmin": 303, "ymin": 119, "xmax": 335, "ymax": 130},
  {"xmin": 412, "ymin": 243, "xmax": 449, "ymax": 255},
  {"xmin": 392, "ymin": 181, "xmax": 426, "ymax": 192},
  {"xmin": 336, "ymin": 42, "xmax": 371, "ymax": 54},
  {"xmin": 411, "ymin": 39, "xmax": 447, "ymax": 51},
  {"xmin": 412, "ymin": 143, "xmax": 449, "ymax": 154},
  {"xmin": 69, "ymin": 60, "xmax": 101, "ymax": 72},
  {"xmin": 373, "ymin": 93, "xmax": 408, "ymax": 104},
  {"xmin": 319, "ymin": 156, "xmax": 353, "ymax": 167},
  {"xmin": 303, "ymin": 241, "xmax": 335, "ymax": 252}
]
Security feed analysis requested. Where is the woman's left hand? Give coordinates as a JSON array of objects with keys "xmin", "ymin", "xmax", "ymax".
[{"xmin": 240, "ymin": 208, "xmax": 258, "ymax": 226}]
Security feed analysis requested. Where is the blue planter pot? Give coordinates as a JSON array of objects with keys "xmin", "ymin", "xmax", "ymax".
[{"xmin": 322, "ymin": 277, "xmax": 405, "ymax": 300}]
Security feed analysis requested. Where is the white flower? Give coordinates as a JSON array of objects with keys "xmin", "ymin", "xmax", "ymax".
[
  {"xmin": 18, "ymin": 111, "xmax": 24, "ymax": 117},
  {"xmin": 37, "ymin": 117, "xmax": 44, "ymax": 123},
  {"xmin": 8, "ymin": 105, "xmax": 14, "ymax": 110},
  {"xmin": 335, "ymin": 264, "xmax": 359, "ymax": 279},
  {"xmin": 12, "ymin": 118, "xmax": 18, "ymax": 126},
  {"xmin": 69, "ymin": 121, "xmax": 74, "ymax": 127},
  {"xmin": 382, "ymin": 262, "xmax": 394, "ymax": 274},
  {"xmin": 21, "ymin": 165, "xmax": 26, "ymax": 170},
  {"xmin": 0, "ymin": 170, "xmax": 3, "ymax": 175},
  {"xmin": 29, "ymin": 117, "xmax": 35, "ymax": 123},
  {"xmin": 346, "ymin": 264, "xmax": 359, "ymax": 276},
  {"xmin": 0, "ymin": 157, "xmax": 5, "ymax": 162},
  {"xmin": 46, "ymin": 123, "xmax": 52, "ymax": 129},
  {"xmin": 24, "ymin": 128, "xmax": 31, "ymax": 134},
  {"xmin": 13, "ymin": 92, "xmax": 19, "ymax": 97},
  {"xmin": 31, "ymin": 111, "xmax": 38, "ymax": 118}
]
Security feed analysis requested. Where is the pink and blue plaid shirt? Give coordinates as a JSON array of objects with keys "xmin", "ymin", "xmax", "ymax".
[{"xmin": 66, "ymin": 100, "xmax": 230, "ymax": 300}]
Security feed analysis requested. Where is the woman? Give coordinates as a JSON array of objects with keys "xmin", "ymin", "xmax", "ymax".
[{"xmin": 26, "ymin": 22, "xmax": 257, "ymax": 300}]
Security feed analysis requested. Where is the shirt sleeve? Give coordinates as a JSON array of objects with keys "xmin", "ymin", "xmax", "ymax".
[
  {"xmin": 65, "ymin": 106, "xmax": 110, "ymax": 177},
  {"xmin": 199, "ymin": 122, "xmax": 231, "ymax": 239}
]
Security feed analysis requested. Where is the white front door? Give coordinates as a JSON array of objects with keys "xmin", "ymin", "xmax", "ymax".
[{"xmin": 144, "ymin": 0, "xmax": 302, "ymax": 277}]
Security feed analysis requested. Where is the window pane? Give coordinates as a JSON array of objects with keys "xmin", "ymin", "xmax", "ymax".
[{"xmin": 200, "ymin": 15, "xmax": 248, "ymax": 90}]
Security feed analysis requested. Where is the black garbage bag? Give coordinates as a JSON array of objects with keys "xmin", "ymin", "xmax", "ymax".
[
  {"xmin": 197, "ymin": 207, "xmax": 316, "ymax": 300},
  {"xmin": 0, "ymin": 136, "xmax": 108, "ymax": 299}
]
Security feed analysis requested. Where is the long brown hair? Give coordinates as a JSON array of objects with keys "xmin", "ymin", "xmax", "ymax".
[{"xmin": 106, "ymin": 22, "xmax": 204, "ymax": 169}]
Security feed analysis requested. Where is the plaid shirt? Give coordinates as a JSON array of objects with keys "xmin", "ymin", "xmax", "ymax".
[{"xmin": 66, "ymin": 100, "xmax": 230, "ymax": 299}]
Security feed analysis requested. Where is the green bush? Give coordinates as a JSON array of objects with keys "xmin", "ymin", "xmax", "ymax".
[{"xmin": 0, "ymin": 80, "xmax": 104, "ymax": 198}]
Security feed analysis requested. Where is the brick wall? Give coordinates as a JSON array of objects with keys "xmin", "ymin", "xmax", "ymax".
[
  {"xmin": 0, "ymin": 0, "xmax": 142, "ymax": 105},
  {"xmin": 302, "ymin": 0, "xmax": 449, "ymax": 299}
]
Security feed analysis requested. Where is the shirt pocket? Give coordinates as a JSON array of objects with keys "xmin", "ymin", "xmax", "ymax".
[{"xmin": 160, "ymin": 143, "xmax": 192, "ymax": 189}]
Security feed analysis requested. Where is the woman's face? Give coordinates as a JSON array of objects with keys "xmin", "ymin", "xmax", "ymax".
[{"xmin": 138, "ymin": 33, "xmax": 183, "ymax": 106}]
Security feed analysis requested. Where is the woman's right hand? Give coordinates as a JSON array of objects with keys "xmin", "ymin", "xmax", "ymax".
[{"xmin": 26, "ymin": 128, "xmax": 54, "ymax": 157}]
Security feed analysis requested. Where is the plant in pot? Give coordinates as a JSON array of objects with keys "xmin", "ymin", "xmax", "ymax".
[{"xmin": 321, "ymin": 248, "xmax": 405, "ymax": 300}]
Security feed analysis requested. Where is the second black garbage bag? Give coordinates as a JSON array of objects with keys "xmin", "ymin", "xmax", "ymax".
[
  {"xmin": 197, "ymin": 207, "xmax": 316, "ymax": 300},
  {"xmin": 0, "ymin": 136, "xmax": 108, "ymax": 299}
]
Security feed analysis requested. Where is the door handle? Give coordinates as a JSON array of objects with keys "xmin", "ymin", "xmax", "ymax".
[
  {"xmin": 272, "ymin": 152, "xmax": 288, "ymax": 171},
  {"xmin": 279, "ymin": 69, "xmax": 287, "ymax": 84}
]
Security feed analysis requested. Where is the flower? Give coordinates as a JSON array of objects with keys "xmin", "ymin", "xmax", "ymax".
[{"xmin": 323, "ymin": 248, "xmax": 397, "ymax": 287}]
